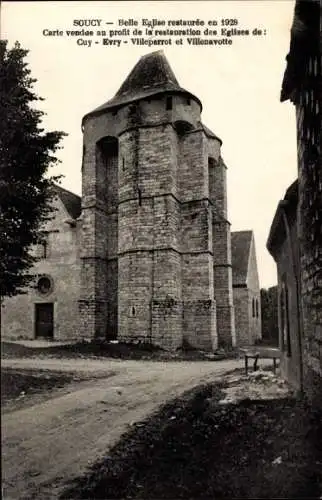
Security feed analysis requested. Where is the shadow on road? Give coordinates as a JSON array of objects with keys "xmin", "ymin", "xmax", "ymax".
[{"xmin": 60, "ymin": 383, "xmax": 322, "ymax": 499}]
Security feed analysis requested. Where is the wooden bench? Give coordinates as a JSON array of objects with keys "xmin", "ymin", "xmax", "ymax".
[
  {"xmin": 240, "ymin": 349, "xmax": 259, "ymax": 375},
  {"xmin": 239, "ymin": 347, "xmax": 280, "ymax": 375}
]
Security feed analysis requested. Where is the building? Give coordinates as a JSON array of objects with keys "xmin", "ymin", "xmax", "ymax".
[
  {"xmin": 268, "ymin": 0, "xmax": 321, "ymax": 407},
  {"xmin": 1, "ymin": 186, "xmax": 81, "ymax": 340},
  {"xmin": 267, "ymin": 180, "xmax": 302, "ymax": 388},
  {"xmin": 2, "ymin": 51, "xmax": 262, "ymax": 351},
  {"xmin": 79, "ymin": 50, "xmax": 238, "ymax": 351},
  {"xmin": 231, "ymin": 231, "xmax": 262, "ymax": 346}
]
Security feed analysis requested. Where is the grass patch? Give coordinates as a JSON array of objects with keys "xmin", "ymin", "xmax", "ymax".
[
  {"xmin": 60, "ymin": 383, "xmax": 322, "ymax": 499},
  {"xmin": 1, "ymin": 340, "xmax": 237, "ymax": 361},
  {"xmin": 1, "ymin": 368, "xmax": 78, "ymax": 405}
]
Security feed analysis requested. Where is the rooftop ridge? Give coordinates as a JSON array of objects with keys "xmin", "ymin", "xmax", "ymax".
[{"xmin": 231, "ymin": 230, "xmax": 254, "ymax": 286}]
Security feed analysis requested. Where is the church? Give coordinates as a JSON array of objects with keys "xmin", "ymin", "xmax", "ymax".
[{"xmin": 2, "ymin": 51, "xmax": 262, "ymax": 350}]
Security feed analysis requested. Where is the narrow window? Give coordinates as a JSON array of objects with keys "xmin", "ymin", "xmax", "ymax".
[
  {"xmin": 166, "ymin": 97, "xmax": 172, "ymax": 110},
  {"xmin": 81, "ymin": 145, "xmax": 86, "ymax": 171},
  {"xmin": 280, "ymin": 279, "xmax": 291, "ymax": 356},
  {"xmin": 252, "ymin": 298, "xmax": 255, "ymax": 318},
  {"xmin": 309, "ymin": 57, "xmax": 313, "ymax": 74},
  {"xmin": 37, "ymin": 238, "xmax": 48, "ymax": 259},
  {"xmin": 256, "ymin": 299, "xmax": 259, "ymax": 318},
  {"xmin": 285, "ymin": 285, "xmax": 291, "ymax": 357},
  {"xmin": 42, "ymin": 240, "xmax": 47, "ymax": 259},
  {"xmin": 186, "ymin": 98, "xmax": 191, "ymax": 105},
  {"xmin": 132, "ymin": 306, "xmax": 136, "ymax": 316},
  {"xmin": 280, "ymin": 287, "xmax": 285, "ymax": 350}
]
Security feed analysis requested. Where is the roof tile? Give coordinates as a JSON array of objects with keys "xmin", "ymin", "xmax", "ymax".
[
  {"xmin": 54, "ymin": 185, "xmax": 81, "ymax": 220},
  {"xmin": 83, "ymin": 50, "xmax": 201, "ymax": 120},
  {"xmin": 231, "ymin": 230, "xmax": 253, "ymax": 286}
]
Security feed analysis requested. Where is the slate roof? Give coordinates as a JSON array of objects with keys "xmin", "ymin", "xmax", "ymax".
[
  {"xmin": 200, "ymin": 123, "xmax": 222, "ymax": 144},
  {"xmin": 54, "ymin": 185, "xmax": 81, "ymax": 220},
  {"xmin": 231, "ymin": 230, "xmax": 253, "ymax": 286},
  {"xmin": 83, "ymin": 50, "xmax": 202, "ymax": 122},
  {"xmin": 266, "ymin": 180, "xmax": 298, "ymax": 254}
]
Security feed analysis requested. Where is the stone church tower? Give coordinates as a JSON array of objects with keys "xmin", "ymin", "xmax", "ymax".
[{"xmin": 79, "ymin": 50, "xmax": 235, "ymax": 350}]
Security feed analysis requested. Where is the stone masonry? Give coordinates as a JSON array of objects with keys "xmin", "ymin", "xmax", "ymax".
[
  {"xmin": 277, "ymin": 0, "xmax": 321, "ymax": 407},
  {"xmin": 1, "ymin": 53, "xmax": 262, "ymax": 347},
  {"xmin": 79, "ymin": 51, "xmax": 236, "ymax": 350},
  {"xmin": 232, "ymin": 231, "xmax": 261, "ymax": 347},
  {"xmin": 1, "ymin": 186, "xmax": 81, "ymax": 340}
]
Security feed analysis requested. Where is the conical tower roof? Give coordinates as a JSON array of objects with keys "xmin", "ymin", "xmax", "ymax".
[{"xmin": 83, "ymin": 51, "xmax": 202, "ymax": 122}]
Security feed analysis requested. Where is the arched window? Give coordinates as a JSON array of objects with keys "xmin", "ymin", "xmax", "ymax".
[
  {"xmin": 36, "ymin": 237, "xmax": 48, "ymax": 259},
  {"xmin": 95, "ymin": 136, "xmax": 119, "ymax": 340},
  {"xmin": 96, "ymin": 136, "xmax": 118, "ymax": 210},
  {"xmin": 174, "ymin": 120, "xmax": 193, "ymax": 136},
  {"xmin": 81, "ymin": 145, "xmax": 86, "ymax": 171},
  {"xmin": 208, "ymin": 157, "xmax": 216, "ymax": 204}
]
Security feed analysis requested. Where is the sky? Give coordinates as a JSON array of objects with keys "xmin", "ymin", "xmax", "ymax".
[{"xmin": 2, "ymin": 1, "xmax": 298, "ymax": 289}]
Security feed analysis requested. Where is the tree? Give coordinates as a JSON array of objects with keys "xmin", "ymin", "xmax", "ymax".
[
  {"xmin": 0, "ymin": 40, "xmax": 66, "ymax": 300},
  {"xmin": 260, "ymin": 286, "xmax": 279, "ymax": 346}
]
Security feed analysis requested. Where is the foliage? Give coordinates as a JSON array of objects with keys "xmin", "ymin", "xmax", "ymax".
[
  {"xmin": 2, "ymin": 368, "xmax": 76, "ymax": 406},
  {"xmin": 260, "ymin": 286, "xmax": 279, "ymax": 346},
  {"xmin": 0, "ymin": 40, "xmax": 66, "ymax": 298}
]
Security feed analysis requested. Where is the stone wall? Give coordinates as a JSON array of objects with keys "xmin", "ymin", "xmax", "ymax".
[
  {"xmin": 80, "ymin": 91, "xmax": 236, "ymax": 350},
  {"xmin": 179, "ymin": 129, "xmax": 217, "ymax": 350},
  {"xmin": 211, "ymin": 157, "xmax": 235, "ymax": 347},
  {"xmin": 2, "ymin": 196, "xmax": 81, "ymax": 340},
  {"xmin": 296, "ymin": 50, "xmax": 322, "ymax": 408},
  {"xmin": 247, "ymin": 235, "xmax": 262, "ymax": 343},
  {"xmin": 275, "ymin": 214, "xmax": 302, "ymax": 391},
  {"xmin": 233, "ymin": 287, "xmax": 250, "ymax": 347},
  {"xmin": 117, "ymin": 115, "xmax": 183, "ymax": 348},
  {"xmin": 79, "ymin": 134, "xmax": 111, "ymax": 339}
]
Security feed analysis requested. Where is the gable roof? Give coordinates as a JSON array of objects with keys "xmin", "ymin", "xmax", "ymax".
[
  {"xmin": 83, "ymin": 50, "xmax": 202, "ymax": 122},
  {"xmin": 267, "ymin": 180, "xmax": 298, "ymax": 256},
  {"xmin": 231, "ymin": 230, "xmax": 253, "ymax": 286},
  {"xmin": 53, "ymin": 185, "xmax": 81, "ymax": 220}
]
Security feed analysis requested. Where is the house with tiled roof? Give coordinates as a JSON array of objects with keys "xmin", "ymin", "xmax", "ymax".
[
  {"xmin": 231, "ymin": 230, "xmax": 262, "ymax": 346},
  {"xmin": 267, "ymin": 180, "xmax": 301, "ymax": 389},
  {"xmin": 2, "ymin": 185, "xmax": 82, "ymax": 340}
]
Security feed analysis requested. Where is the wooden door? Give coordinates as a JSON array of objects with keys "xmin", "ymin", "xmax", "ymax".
[{"xmin": 35, "ymin": 303, "xmax": 54, "ymax": 338}]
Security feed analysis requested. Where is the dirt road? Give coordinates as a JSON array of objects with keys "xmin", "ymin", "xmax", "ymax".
[{"xmin": 2, "ymin": 357, "xmax": 245, "ymax": 499}]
